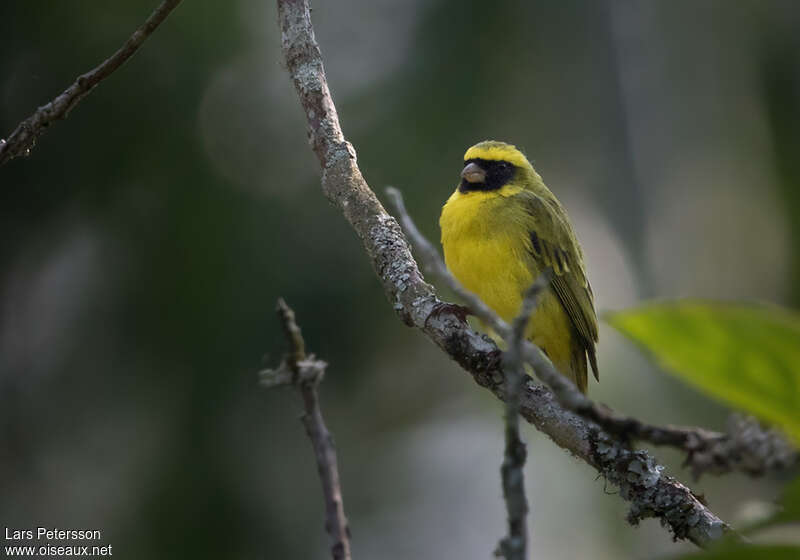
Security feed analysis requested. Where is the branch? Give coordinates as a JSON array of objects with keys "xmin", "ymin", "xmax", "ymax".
[
  {"xmin": 261, "ymin": 299, "xmax": 352, "ymax": 560},
  {"xmin": 0, "ymin": 0, "xmax": 183, "ymax": 166},
  {"xmin": 575, "ymin": 404, "xmax": 796, "ymax": 479},
  {"xmin": 277, "ymin": 0, "xmax": 734, "ymax": 548},
  {"xmin": 497, "ymin": 277, "xmax": 547, "ymax": 560},
  {"xmin": 387, "ymin": 188, "xmax": 796, "ymax": 479}
]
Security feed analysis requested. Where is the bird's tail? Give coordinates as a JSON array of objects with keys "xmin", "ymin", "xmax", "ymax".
[{"xmin": 570, "ymin": 345, "xmax": 588, "ymax": 394}]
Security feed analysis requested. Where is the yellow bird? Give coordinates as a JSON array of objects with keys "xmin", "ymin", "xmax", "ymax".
[{"xmin": 440, "ymin": 141, "xmax": 598, "ymax": 392}]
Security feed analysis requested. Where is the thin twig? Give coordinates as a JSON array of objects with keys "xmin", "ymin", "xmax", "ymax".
[
  {"xmin": 277, "ymin": 0, "xmax": 739, "ymax": 547},
  {"xmin": 261, "ymin": 299, "xmax": 352, "ymax": 560},
  {"xmin": 385, "ymin": 186, "xmax": 795, "ymax": 478},
  {"xmin": 0, "ymin": 0, "xmax": 183, "ymax": 166},
  {"xmin": 497, "ymin": 277, "xmax": 548, "ymax": 560}
]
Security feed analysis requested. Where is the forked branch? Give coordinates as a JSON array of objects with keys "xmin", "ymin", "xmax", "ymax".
[{"xmin": 261, "ymin": 299, "xmax": 352, "ymax": 560}]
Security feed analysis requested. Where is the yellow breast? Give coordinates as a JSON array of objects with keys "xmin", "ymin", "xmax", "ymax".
[
  {"xmin": 439, "ymin": 186, "xmax": 577, "ymax": 382},
  {"xmin": 440, "ymin": 187, "xmax": 534, "ymax": 322}
]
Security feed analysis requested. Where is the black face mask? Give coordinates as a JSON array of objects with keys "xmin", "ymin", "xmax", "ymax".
[{"xmin": 459, "ymin": 158, "xmax": 516, "ymax": 192}]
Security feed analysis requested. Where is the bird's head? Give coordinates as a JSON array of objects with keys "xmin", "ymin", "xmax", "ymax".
[{"xmin": 459, "ymin": 140, "xmax": 539, "ymax": 193}]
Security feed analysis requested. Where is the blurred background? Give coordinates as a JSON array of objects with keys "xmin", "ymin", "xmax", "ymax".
[{"xmin": 1, "ymin": 0, "xmax": 799, "ymax": 558}]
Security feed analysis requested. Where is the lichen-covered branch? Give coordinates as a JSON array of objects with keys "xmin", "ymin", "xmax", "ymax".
[
  {"xmin": 385, "ymin": 189, "xmax": 739, "ymax": 547},
  {"xmin": 261, "ymin": 299, "xmax": 352, "ymax": 560},
  {"xmin": 577, "ymin": 405, "xmax": 796, "ymax": 479},
  {"xmin": 276, "ymin": 0, "xmax": 734, "ymax": 548},
  {"xmin": 0, "ymin": 0, "xmax": 183, "ymax": 166}
]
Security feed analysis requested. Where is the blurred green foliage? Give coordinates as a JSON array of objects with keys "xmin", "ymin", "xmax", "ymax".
[{"xmin": 608, "ymin": 302, "xmax": 800, "ymax": 443}]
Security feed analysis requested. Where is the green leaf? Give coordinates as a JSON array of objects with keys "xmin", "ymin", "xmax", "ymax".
[
  {"xmin": 678, "ymin": 545, "xmax": 800, "ymax": 560},
  {"xmin": 606, "ymin": 301, "xmax": 800, "ymax": 443}
]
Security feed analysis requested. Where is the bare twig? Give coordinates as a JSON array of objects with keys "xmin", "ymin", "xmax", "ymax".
[
  {"xmin": 497, "ymin": 277, "xmax": 548, "ymax": 560},
  {"xmin": 0, "ymin": 0, "xmax": 183, "ymax": 166},
  {"xmin": 385, "ymin": 187, "xmax": 517, "ymax": 345},
  {"xmin": 261, "ymin": 299, "xmax": 352, "ymax": 560},
  {"xmin": 277, "ymin": 0, "xmax": 735, "ymax": 547}
]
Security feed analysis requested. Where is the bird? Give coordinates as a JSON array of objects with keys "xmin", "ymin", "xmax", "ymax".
[{"xmin": 439, "ymin": 140, "xmax": 598, "ymax": 393}]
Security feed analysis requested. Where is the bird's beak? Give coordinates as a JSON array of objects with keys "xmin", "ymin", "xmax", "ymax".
[{"xmin": 461, "ymin": 162, "xmax": 486, "ymax": 184}]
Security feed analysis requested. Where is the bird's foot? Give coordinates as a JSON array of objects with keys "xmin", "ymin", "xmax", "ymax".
[
  {"xmin": 485, "ymin": 348, "xmax": 504, "ymax": 372},
  {"xmin": 426, "ymin": 302, "xmax": 472, "ymax": 326}
]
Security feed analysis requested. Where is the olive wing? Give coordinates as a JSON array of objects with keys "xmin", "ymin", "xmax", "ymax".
[{"xmin": 517, "ymin": 190, "xmax": 599, "ymax": 379}]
